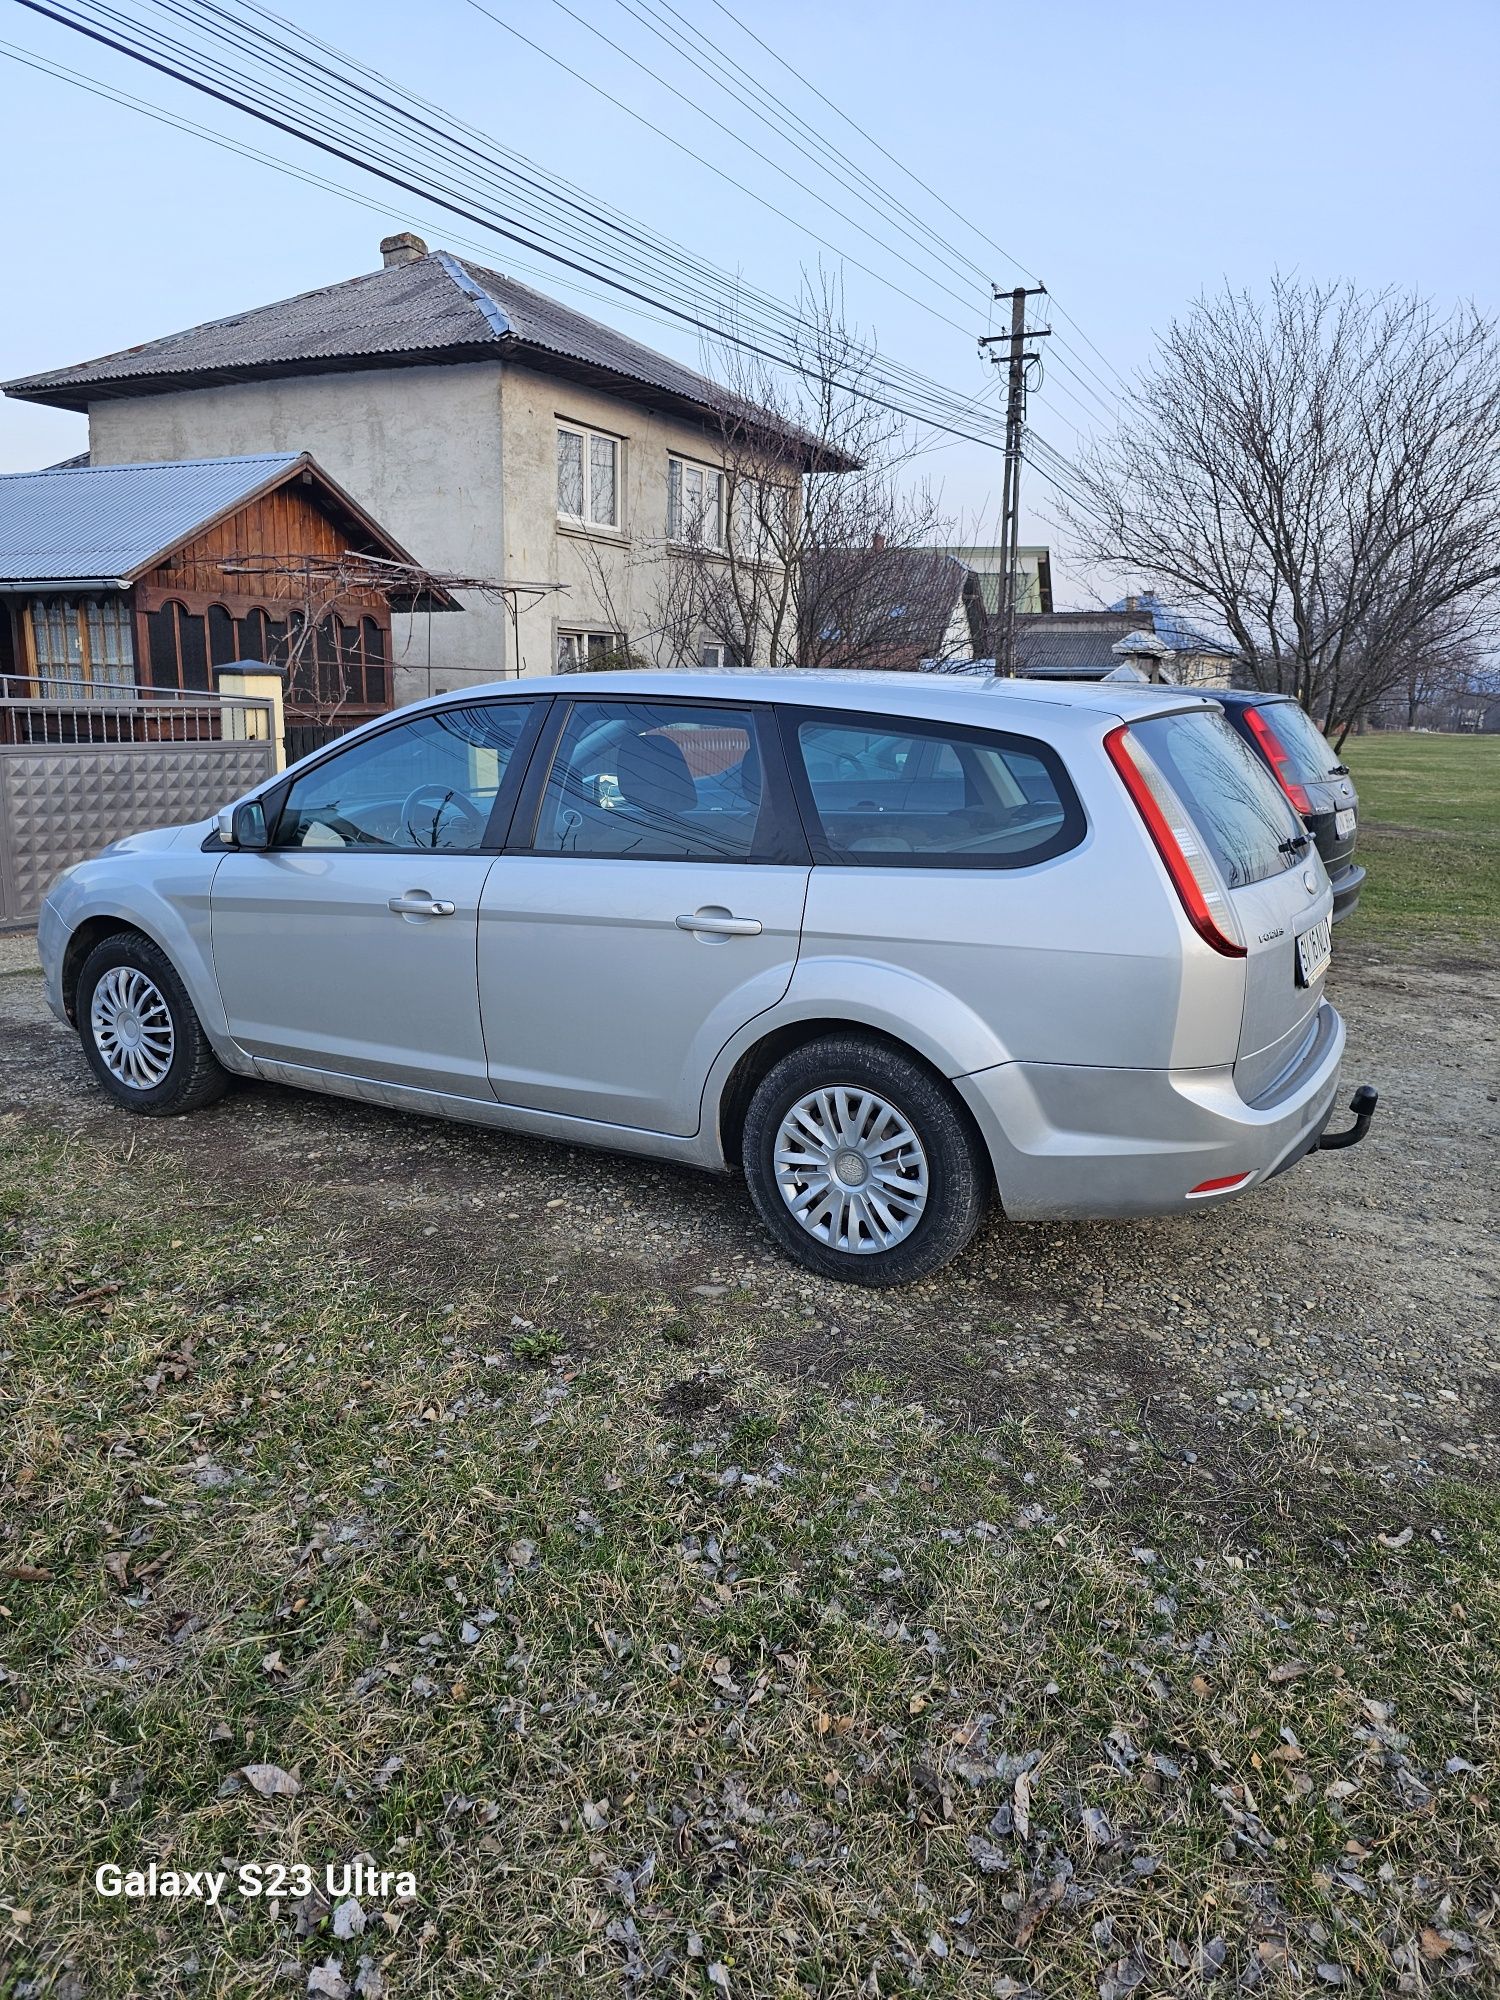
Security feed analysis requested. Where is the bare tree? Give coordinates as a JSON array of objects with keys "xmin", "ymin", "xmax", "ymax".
[
  {"xmin": 1062, "ymin": 278, "xmax": 1500, "ymax": 738},
  {"xmin": 635, "ymin": 282, "xmax": 956, "ymax": 670}
]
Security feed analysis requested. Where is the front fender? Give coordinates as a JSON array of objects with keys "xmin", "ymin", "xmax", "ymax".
[{"xmin": 43, "ymin": 847, "xmax": 243, "ymax": 1066}]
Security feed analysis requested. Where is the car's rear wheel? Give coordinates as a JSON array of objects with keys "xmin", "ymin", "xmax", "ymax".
[
  {"xmin": 741, "ymin": 1035, "xmax": 990, "ymax": 1285},
  {"xmin": 77, "ymin": 931, "xmax": 228, "ymax": 1116}
]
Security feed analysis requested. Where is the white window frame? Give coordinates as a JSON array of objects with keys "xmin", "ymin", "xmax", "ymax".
[
  {"xmin": 556, "ymin": 627, "xmax": 625, "ymax": 674},
  {"xmin": 667, "ymin": 455, "xmax": 725, "ymax": 550},
  {"xmin": 556, "ymin": 423, "xmax": 622, "ymax": 532},
  {"xmin": 731, "ymin": 475, "xmax": 790, "ymax": 564}
]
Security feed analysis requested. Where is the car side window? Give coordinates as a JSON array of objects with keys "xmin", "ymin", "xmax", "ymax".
[
  {"xmin": 274, "ymin": 704, "xmax": 538, "ymax": 852},
  {"xmin": 789, "ymin": 711, "xmax": 1083, "ymax": 867},
  {"xmin": 532, "ymin": 700, "xmax": 768, "ymax": 861}
]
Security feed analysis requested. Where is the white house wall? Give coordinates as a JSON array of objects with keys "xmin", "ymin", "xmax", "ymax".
[
  {"xmin": 86, "ymin": 359, "xmax": 777, "ymax": 703},
  {"xmin": 497, "ymin": 363, "xmax": 750, "ymax": 678}
]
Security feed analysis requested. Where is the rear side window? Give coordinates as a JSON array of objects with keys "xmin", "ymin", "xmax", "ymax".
[
  {"xmin": 1134, "ymin": 710, "xmax": 1303, "ymax": 888},
  {"xmin": 787, "ymin": 710, "xmax": 1083, "ymax": 867},
  {"xmin": 1256, "ymin": 701, "xmax": 1342, "ymax": 783}
]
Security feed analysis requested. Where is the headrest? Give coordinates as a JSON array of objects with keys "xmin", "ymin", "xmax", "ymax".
[{"xmin": 614, "ymin": 729, "xmax": 697, "ymax": 817}]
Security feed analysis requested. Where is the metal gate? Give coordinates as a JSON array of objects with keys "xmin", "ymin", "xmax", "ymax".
[{"xmin": 0, "ymin": 681, "xmax": 276, "ymax": 928}]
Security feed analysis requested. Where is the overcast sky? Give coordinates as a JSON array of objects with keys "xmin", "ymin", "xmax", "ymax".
[{"xmin": 2, "ymin": 0, "xmax": 1496, "ymax": 601}]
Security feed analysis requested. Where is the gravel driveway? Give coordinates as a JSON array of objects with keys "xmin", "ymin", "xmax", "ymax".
[{"xmin": 3, "ymin": 929, "xmax": 1496, "ymax": 1478}]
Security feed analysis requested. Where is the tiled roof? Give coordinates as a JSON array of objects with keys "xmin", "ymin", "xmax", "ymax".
[
  {"xmin": 0, "ymin": 454, "xmax": 301, "ymax": 585},
  {"xmin": 3, "ymin": 250, "xmax": 844, "ymax": 468}
]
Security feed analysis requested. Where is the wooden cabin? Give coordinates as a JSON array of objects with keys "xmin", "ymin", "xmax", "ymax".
[{"xmin": 0, "ymin": 453, "xmax": 456, "ymax": 735}]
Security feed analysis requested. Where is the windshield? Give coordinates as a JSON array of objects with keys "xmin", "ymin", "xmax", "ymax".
[{"xmin": 1134, "ymin": 710, "xmax": 1305, "ymax": 889}]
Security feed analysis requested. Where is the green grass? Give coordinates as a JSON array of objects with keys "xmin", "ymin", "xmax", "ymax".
[
  {"xmin": 3, "ymin": 1115, "xmax": 1498, "ymax": 1998},
  {"xmin": 1340, "ymin": 732, "xmax": 1500, "ymax": 947}
]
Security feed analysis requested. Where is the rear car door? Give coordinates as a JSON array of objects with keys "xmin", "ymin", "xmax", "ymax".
[
  {"xmin": 210, "ymin": 699, "xmax": 542, "ymax": 1096},
  {"xmin": 478, "ymin": 695, "xmax": 809, "ymax": 1134}
]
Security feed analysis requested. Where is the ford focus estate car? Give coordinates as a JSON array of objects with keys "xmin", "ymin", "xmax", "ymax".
[{"xmin": 38, "ymin": 670, "xmax": 1376, "ymax": 1285}]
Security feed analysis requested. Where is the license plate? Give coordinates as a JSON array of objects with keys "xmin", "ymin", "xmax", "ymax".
[
  {"xmin": 1335, "ymin": 808, "xmax": 1357, "ymax": 838},
  {"xmin": 1296, "ymin": 915, "xmax": 1332, "ymax": 986}
]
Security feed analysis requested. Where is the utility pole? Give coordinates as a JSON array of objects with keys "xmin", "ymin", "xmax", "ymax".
[{"xmin": 979, "ymin": 285, "xmax": 1050, "ymax": 676}]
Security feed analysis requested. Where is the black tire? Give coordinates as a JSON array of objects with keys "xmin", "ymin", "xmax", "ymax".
[
  {"xmin": 741, "ymin": 1034, "xmax": 990, "ymax": 1286},
  {"xmin": 76, "ymin": 930, "xmax": 229, "ymax": 1117}
]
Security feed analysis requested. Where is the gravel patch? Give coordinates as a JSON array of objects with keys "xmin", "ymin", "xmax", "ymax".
[
  {"xmin": 2, "ymin": 934, "xmax": 1495, "ymax": 1479},
  {"xmin": 0, "ymin": 926, "xmax": 41, "ymax": 975}
]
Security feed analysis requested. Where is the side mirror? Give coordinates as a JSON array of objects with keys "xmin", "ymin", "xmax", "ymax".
[{"xmin": 227, "ymin": 799, "xmax": 270, "ymax": 850}]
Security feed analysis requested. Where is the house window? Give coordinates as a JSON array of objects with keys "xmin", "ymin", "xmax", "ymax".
[
  {"xmin": 668, "ymin": 457, "xmax": 725, "ymax": 548},
  {"xmin": 731, "ymin": 476, "xmax": 788, "ymax": 562},
  {"xmin": 26, "ymin": 596, "xmax": 135, "ymax": 699},
  {"xmin": 557, "ymin": 628, "xmax": 624, "ymax": 673},
  {"xmin": 557, "ymin": 425, "xmax": 620, "ymax": 529},
  {"xmin": 699, "ymin": 642, "xmax": 741, "ymax": 670}
]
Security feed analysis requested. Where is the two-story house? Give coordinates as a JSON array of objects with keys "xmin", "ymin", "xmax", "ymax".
[{"xmin": 3, "ymin": 234, "xmax": 831, "ymax": 705}]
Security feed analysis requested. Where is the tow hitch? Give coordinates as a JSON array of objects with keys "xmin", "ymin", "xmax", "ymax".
[{"xmin": 1318, "ymin": 1083, "xmax": 1379, "ymax": 1150}]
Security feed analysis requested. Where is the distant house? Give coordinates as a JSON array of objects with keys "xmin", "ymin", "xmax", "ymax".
[
  {"xmin": 0, "ymin": 453, "xmax": 454, "ymax": 729},
  {"xmin": 803, "ymin": 545, "xmax": 985, "ymax": 672},
  {"xmin": 1107, "ymin": 592, "xmax": 1237, "ymax": 687},
  {"xmin": 938, "ymin": 544, "xmax": 1054, "ymax": 626},
  {"xmin": 1009, "ymin": 608, "xmax": 1175, "ymax": 680},
  {"xmin": 3, "ymin": 233, "xmax": 838, "ymax": 702}
]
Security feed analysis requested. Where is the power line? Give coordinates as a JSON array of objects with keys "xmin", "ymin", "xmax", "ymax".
[
  {"xmin": 701, "ymin": 0, "xmax": 1133, "ymax": 408},
  {"xmin": 12, "ymin": 0, "xmax": 1018, "ymax": 447},
  {"xmin": 118, "ymin": 0, "xmax": 1024, "ymax": 436}
]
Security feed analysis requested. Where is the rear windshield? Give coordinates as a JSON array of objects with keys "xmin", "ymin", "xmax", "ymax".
[
  {"xmin": 1258, "ymin": 701, "xmax": 1343, "ymax": 783},
  {"xmin": 1133, "ymin": 710, "xmax": 1304, "ymax": 889}
]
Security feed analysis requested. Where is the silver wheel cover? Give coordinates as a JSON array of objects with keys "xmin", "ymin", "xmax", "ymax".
[
  {"xmin": 89, "ymin": 966, "xmax": 175, "ymax": 1090},
  {"xmin": 773, "ymin": 1086, "xmax": 929, "ymax": 1254}
]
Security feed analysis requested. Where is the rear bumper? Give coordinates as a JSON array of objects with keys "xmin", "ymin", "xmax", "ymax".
[
  {"xmin": 1329, "ymin": 861, "xmax": 1365, "ymax": 923},
  {"xmin": 954, "ymin": 1001, "xmax": 1346, "ymax": 1220}
]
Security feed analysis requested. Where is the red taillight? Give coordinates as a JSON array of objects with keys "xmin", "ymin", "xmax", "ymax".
[
  {"xmin": 1104, "ymin": 724, "xmax": 1247, "ymax": 958},
  {"xmin": 1243, "ymin": 706, "xmax": 1312, "ymax": 815},
  {"xmin": 1188, "ymin": 1170, "xmax": 1255, "ymax": 1198}
]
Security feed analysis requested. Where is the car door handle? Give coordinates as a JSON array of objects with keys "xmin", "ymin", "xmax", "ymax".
[
  {"xmin": 388, "ymin": 892, "xmax": 457, "ymax": 917},
  {"xmin": 675, "ymin": 910, "xmax": 762, "ymax": 937}
]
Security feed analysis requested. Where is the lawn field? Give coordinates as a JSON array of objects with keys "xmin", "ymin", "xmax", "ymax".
[
  {"xmin": 1340, "ymin": 731, "xmax": 1500, "ymax": 946},
  {"xmin": 3, "ymin": 1117, "xmax": 1499, "ymax": 1999}
]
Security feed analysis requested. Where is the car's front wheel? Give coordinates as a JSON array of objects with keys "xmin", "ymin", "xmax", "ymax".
[
  {"xmin": 741, "ymin": 1034, "xmax": 990, "ymax": 1285},
  {"xmin": 77, "ymin": 931, "xmax": 228, "ymax": 1116}
]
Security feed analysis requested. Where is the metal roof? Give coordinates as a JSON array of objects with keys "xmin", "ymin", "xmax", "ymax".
[
  {"xmin": 2, "ymin": 248, "xmax": 849, "ymax": 470},
  {"xmin": 0, "ymin": 455, "xmax": 301, "ymax": 587}
]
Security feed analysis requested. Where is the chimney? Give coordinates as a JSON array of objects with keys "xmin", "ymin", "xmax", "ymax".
[
  {"xmin": 872, "ymin": 530, "xmax": 887, "ymax": 551},
  {"xmin": 1125, "ymin": 594, "xmax": 1139, "ymax": 613},
  {"xmin": 380, "ymin": 232, "xmax": 428, "ymax": 268}
]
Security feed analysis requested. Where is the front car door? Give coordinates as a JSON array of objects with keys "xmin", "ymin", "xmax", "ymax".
[
  {"xmin": 478, "ymin": 695, "xmax": 810, "ymax": 1135},
  {"xmin": 211, "ymin": 698, "xmax": 543, "ymax": 1097}
]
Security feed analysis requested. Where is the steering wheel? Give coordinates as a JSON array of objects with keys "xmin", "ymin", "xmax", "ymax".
[{"xmin": 400, "ymin": 784, "xmax": 488, "ymax": 848}]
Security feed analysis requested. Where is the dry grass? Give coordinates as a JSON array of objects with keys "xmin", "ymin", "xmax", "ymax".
[{"xmin": 2, "ymin": 1114, "xmax": 1498, "ymax": 1998}]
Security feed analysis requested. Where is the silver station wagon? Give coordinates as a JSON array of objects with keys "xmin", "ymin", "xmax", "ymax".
[{"xmin": 38, "ymin": 670, "xmax": 1377, "ymax": 1284}]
